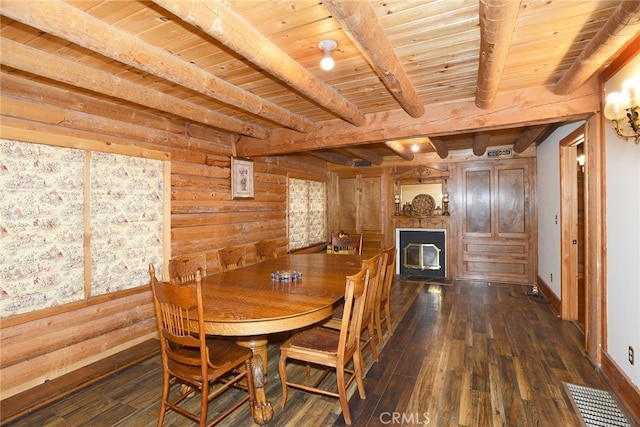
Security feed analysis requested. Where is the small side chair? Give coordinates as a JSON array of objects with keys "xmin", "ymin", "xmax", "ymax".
[
  {"xmin": 375, "ymin": 246, "xmax": 396, "ymax": 343},
  {"xmin": 254, "ymin": 240, "xmax": 278, "ymax": 262},
  {"xmin": 331, "ymin": 232, "xmax": 363, "ymax": 255},
  {"xmin": 149, "ymin": 264, "xmax": 257, "ymax": 426},
  {"xmin": 169, "ymin": 254, "xmax": 207, "ymax": 284},
  {"xmin": 278, "ymin": 265, "xmax": 370, "ymax": 425},
  {"xmin": 218, "ymin": 246, "xmax": 246, "ymax": 271},
  {"xmin": 322, "ymin": 253, "xmax": 383, "ymax": 365}
]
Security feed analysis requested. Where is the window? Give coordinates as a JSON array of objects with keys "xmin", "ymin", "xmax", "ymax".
[
  {"xmin": 0, "ymin": 138, "xmax": 168, "ymax": 317},
  {"xmin": 288, "ymin": 178, "xmax": 326, "ymax": 250}
]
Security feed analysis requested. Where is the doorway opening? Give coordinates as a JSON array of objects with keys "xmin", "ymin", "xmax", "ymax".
[{"xmin": 559, "ymin": 125, "xmax": 586, "ymax": 331}]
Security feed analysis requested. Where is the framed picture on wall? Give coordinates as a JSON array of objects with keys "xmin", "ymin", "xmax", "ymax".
[{"xmin": 231, "ymin": 157, "xmax": 254, "ymax": 199}]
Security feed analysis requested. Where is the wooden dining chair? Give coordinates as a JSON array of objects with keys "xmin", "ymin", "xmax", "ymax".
[
  {"xmin": 218, "ymin": 246, "xmax": 246, "ymax": 271},
  {"xmin": 254, "ymin": 240, "xmax": 278, "ymax": 262},
  {"xmin": 169, "ymin": 254, "xmax": 207, "ymax": 284},
  {"xmin": 322, "ymin": 253, "xmax": 383, "ymax": 365},
  {"xmin": 375, "ymin": 247, "xmax": 396, "ymax": 343},
  {"xmin": 149, "ymin": 264, "xmax": 257, "ymax": 427},
  {"xmin": 331, "ymin": 232, "xmax": 363, "ymax": 255},
  {"xmin": 278, "ymin": 265, "xmax": 369, "ymax": 426}
]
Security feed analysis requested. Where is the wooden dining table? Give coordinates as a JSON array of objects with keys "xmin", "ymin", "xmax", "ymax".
[{"xmin": 196, "ymin": 252, "xmax": 362, "ymax": 424}]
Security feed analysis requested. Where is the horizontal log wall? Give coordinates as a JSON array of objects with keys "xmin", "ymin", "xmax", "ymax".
[{"xmin": 0, "ymin": 72, "xmax": 327, "ymax": 399}]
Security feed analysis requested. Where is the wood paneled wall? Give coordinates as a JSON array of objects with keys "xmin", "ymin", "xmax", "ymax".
[
  {"xmin": 0, "ymin": 72, "xmax": 327, "ymax": 399},
  {"xmin": 328, "ymin": 168, "xmax": 392, "ymax": 257},
  {"xmin": 327, "ymin": 152, "xmax": 537, "ymax": 284},
  {"xmin": 455, "ymin": 158, "xmax": 537, "ymax": 284}
]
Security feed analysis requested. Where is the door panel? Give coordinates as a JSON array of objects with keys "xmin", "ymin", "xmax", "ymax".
[
  {"xmin": 464, "ymin": 169, "xmax": 492, "ymax": 235},
  {"xmin": 362, "ymin": 176, "xmax": 382, "ymax": 230},
  {"xmin": 497, "ymin": 167, "xmax": 526, "ymax": 235},
  {"xmin": 333, "ymin": 172, "xmax": 386, "ymax": 257},
  {"xmin": 458, "ymin": 159, "xmax": 535, "ymax": 284},
  {"xmin": 338, "ymin": 177, "xmax": 357, "ymax": 230}
]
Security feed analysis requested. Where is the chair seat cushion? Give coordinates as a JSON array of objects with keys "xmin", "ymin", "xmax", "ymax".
[
  {"xmin": 206, "ymin": 338, "xmax": 253, "ymax": 367},
  {"xmin": 289, "ymin": 327, "xmax": 339, "ymax": 354},
  {"xmin": 167, "ymin": 338, "xmax": 252, "ymax": 380}
]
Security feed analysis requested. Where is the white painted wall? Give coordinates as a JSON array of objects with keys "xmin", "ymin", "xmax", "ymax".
[
  {"xmin": 537, "ymin": 121, "xmax": 583, "ymax": 299},
  {"xmin": 605, "ymin": 54, "xmax": 640, "ymax": 387},
  {"xmin": 538, "ymin": 53, "xmax": 640, "ymax": 389}
]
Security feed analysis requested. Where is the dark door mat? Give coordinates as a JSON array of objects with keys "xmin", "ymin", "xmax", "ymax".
[{"xmin": 564, "ymin": 382, "xmax": 631, "ymax": 427}]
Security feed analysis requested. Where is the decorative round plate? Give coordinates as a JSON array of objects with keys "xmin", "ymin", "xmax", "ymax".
[{"xmin": 411, "ymin": 194, "xmax": 435, "ymax": 215}]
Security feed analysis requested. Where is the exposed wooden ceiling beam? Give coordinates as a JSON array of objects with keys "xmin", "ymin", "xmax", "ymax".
[
  {"xmin": 555, "ymin": 0, "xmax": 640, "ymax": 95},
  {"xmin": 322, "ymin": 0, "xmax": 424, "ymax": 119},
  {"xmin": 475, "ymin": 0, "xmax": 521, "ymax": 109},
  {"xmin": 0, "ymin": 0, "xmax": 314, "ymax": 133},
  {"xmin": 342, "ymin": 147, "xmax": 384, "ymax": 165},
  {"xmin": 236, "ymin": 81, "xmax": 600, "ymax": 157},
  {"xmin": 428, "ymin": 138, "xmax": 448, "ymax": 159},
  {"xmin": 384, "ymin": 141, "xmax": 414, "ymax": 161},
  {"xmin": 0, "ymin": 39, "xmax": 269, "ymax": 139},
  {"xmin": 513, "ymin": 125, "xmax": 548, "ymax": 153},
  {"xmin": 153, "ymin": 0, "xmax": 365, "ymax": 127},
  {"xmin": 473, "ymin": 133, "xmax": 491, "ymax": 156},
  {"xmin": 535, "ymin": 123, "xmax": 562, "ymax": 148},
  {"xmin": 309, "ymin": 151, "xmax": 353, "ymax": 166}
]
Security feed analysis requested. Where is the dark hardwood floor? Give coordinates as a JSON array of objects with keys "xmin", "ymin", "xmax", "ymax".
[{"xmin": 6, "ymin": 278, "xmax": 629, "ymax": 427}]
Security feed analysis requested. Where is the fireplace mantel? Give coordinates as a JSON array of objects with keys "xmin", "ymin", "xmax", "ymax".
[{"xmin": 393, "ymin": 215, "xmax": 449, "ymax": 230}]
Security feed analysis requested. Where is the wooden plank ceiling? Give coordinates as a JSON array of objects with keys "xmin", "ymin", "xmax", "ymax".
[{"xmin": 1, "ymin": 0, "xmax": 639, "ymax": 164}]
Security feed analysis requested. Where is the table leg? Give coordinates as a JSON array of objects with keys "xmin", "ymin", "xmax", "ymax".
[
  {"xmin": 236, "ymin": 336, "xmax": 273, "ymax": 424},
  {"xmin": 236, "ymin": 336, "xmax": 269, "ymax": 376},
  {"xmin": 250, "ymin": 353, "xmax": 273, "ymax": 424}
]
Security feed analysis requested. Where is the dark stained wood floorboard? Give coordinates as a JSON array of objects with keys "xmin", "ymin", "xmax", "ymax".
[{"xmin": 5, "ymin": 280, "xmax": 624, "ymax": 427}]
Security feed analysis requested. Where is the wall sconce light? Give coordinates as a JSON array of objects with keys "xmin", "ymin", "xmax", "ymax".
[
  {"xmin": 318, "ymin": 39, "xmax": 337, "ymax": 71},
  {"xmin": 604, "ymin": 77, "xmax": 640, "ymax": 145}
]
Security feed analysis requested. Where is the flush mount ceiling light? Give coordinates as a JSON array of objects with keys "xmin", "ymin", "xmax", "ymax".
[
  {"xmin": 318, "ymin": 39, "xmax": 337, "ymax": 71},
  {"xmin": 411, "ymin": 142, "xmax": 420, "ymax": 152}
]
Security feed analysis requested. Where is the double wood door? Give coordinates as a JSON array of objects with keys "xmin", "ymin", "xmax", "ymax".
[
  {"xmin": 328, "ymin": 169, "xmax": 391, "ymax": 257},
  {"xmin": 456, "ymin": 158, "xmax": 536, "ymax": 284}
]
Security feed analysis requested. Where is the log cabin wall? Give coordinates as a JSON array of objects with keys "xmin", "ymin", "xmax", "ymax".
[
  {"xmin": 0, "ymin": 72, "xmax": 327, "ymax": 399},
  {"xmin": 1, "ymin": 70, "xmax": 535, "ymax": 399}
]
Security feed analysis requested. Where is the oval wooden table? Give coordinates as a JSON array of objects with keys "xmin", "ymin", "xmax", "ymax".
[{"xmin": 197, "ymin": 253, "xmax": 362, "ymax": 424}]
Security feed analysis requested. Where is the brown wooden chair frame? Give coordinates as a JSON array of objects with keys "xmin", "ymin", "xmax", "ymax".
[
  {"xmin": 322, "ymin": 254, "xmax": 383, "ymax": 365},
  {"xmin": 150, "ymin": 265, "xmax": 256, "ymax": 426},
  {"xmin": 254, "ymin": 240, "xmax": 278, "ymax": 262},
  {"xmin": 218, "ymin": 246, "xmax": 247, "ymax": 272},
  {"xmin": 331, "ymin": 233, "xmax": 363, "ymax": 255},
  {"xmin": 278, "ymin": 265, "xmax": 369, "ymax": 425},
  {"xmin": 375, "ymin": 247, "xmax": 396, "ymax": 343},
  {"xmin": 169, "ymin": 254, "xmax": 207, "ymax": 284}
]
